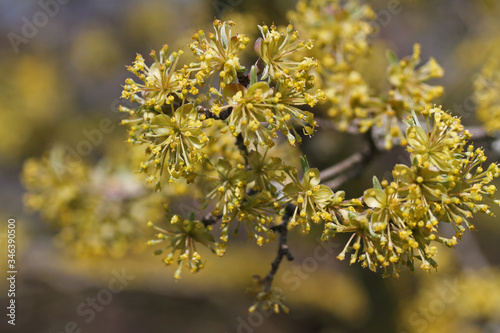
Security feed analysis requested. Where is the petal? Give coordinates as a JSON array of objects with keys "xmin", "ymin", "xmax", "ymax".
[
  {"xmin": 152, "ymin": 114, "xmax": 173, "ymax": 127},
  {"xmin": 315, "ymin": 185, "xmax": 333, "ymax": 199},
  {"xmin": 246, "ymin": 81, "xmax": 270, "ymax": 96},
  {"xmin": 283, "ymin": 182, "xmax": 301, "ymax": 195},
  {"xmin": 217, "ymin": 158, "xmax": 232, "ymax": 174},
  {"xmin": 303, "ymin": 168, "xmax": 321, "ymax": 187},
  {"xmin": 422, "ymin": 183, "xmax": 447, "ymax": 201},
  {"xmin": 393, "ymin": 164, "xmax": 414, "ymax": 184},
  {"xmin": 406, "ymin": 126, "xmax": 428, "ymax": 149},
  {"xmin": 223, "ymin": 83, "xmax": 246, "ymax": 100},
  {"xmin": 363, "ymin": 188, "xmax": 387, "ymax": 208}
]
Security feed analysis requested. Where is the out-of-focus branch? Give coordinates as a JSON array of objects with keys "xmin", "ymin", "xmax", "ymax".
[
  {"xmin": 467, "ymin": 125, "xmax": 493, "ymax": 142},
  {"xmin": 320, "ymin": 149, "xmax": 367, "ymax": 181},
  {"xmin": 322, "ymin": 129, "xmax": 379, "ymax": 190},
  {"xmin": 315, "ymin": 116, "xmax": 360, "ymax": 134}
]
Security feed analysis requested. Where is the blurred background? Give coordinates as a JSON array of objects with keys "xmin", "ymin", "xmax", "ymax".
[{"xmin": 1, "ymin": 0, "xmax": 500, "ymax": 332}]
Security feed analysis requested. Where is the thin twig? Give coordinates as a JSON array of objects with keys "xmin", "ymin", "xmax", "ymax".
[
  {"xmin": 236, "ymin": 133, "xmax": 250, "ymax": 167},
  {"xmin": 263, "ymin": 204, "xmax": 295, "ymax": 292},
  {"xmin": 467, "ymin": 125, "xmax": 493, "ymax": 142},
  {"xmin": 196, "ymin": 105, "xmax": 232, "ymax": 120},
  {"xmin": 324, "ymin": 169, "xmax": 361, "ymax": 191},
  {"xmin": 322, "ymin": 128, "xmax": 379, "ymax": 190},
  {"xmin": 201, "ymin": 213, "xmax": 221, "ymax": 227},
  {"xmin": 315, "ymin": 117, "xmax": 360, "ymax": 134},
  {"xmin": 320, "ymin": 150, "xmax": 367, "ymax": 181}
]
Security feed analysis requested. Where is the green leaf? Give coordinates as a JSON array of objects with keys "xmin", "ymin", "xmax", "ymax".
[
  {"xmin": 222, "ymin": 83, "xmax": 246, "ymax": 100},
  {"xmin": 393, "ymin": 164, "xmax": 414, "ymax": 184},
  {"xmin": 372, "ymin": 176, "xmax": 382, "ymax": 189},
  {"xmin": 386, "ymin": 49, "xmax": 399, "ymax": 65},
  {"xmin": 151, "ymin": 114, "xmax": 173, "ymax": 127},
  {"xmin": 257, "ymin": 25, "xmax": 265, "ymax": 37},
  {"xmin": 300, "ymin": 155, "xmax": 310, "ymax": 173},
  {"xmin": 283, "ymin": 182, "xmax": 301, "ymax": 195},
  {"xmin": 261, "ymin": 63, "xmax": 269, "ymax": 80},
  {"xmin": 176, "ymin": 103, "xmax": 194, "ymax": 119},
  {"xmin": 412, "ymin": 156, "xmax": 419, "ymax": 168},
  {"xmin": 250, "ymin": 65, "xmax": 257, "ymax": 86},
  {"xmin": 422, "ymin": 183, "xmax": 447, "ymax": 201},
  {"xmin": 148, "ymin": 62, "xmax": 162, "ymax": 80},
  {"xmin": 246, "ymin": 150, "xmax": 262, "ymax": 169},
  {"xmin": 246, "ymin": 81, "xmax": 269, "ymax": 96},
  {"xmin": 420, "ymin": 167, "xmax": 440, "ymax": 180},
  {"xmin": 221, "ymin": 21, "xmax": 229, "ymax": 49},
  {"xmin": 411, "ymin": 110, "xmax": 421, "ymax": 127},
  {"xmin": 186, "ymin": 136, "xmax": 205, "ymax": 149},
  {"xmin": 193, "ymin": 227, "xmax": 215, "ymax": 246},
  {"xmin": 303, "ymin": 168, "xmax": 321, "ymax": 187},
  {"xmin": 406, "ymin": 126, "xmax": 428, "ymax": 149},
  {"xmin": 363, "ymin": 188, "xmax": 386, "ymax": 208},
  {"xmin": 451, "ymin": 180, "xmax": 471, "ymax": 193},
  {"xmin": 216, "ymin": 158, "xmax": 232, "ymax": 174},
  {"xmin": 254, "ymin": 37, "xmax": 263, "ymax": 58}
]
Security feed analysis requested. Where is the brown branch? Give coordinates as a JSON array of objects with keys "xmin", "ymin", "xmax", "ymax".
[
  {"xmin": 196, "ymin": 105, "xmax": 232, "ymax": 120},
  {"xmin": 322, "ymin": 129, "xmax": 379, "ymax": 190},
  {"xmin": 320, "ymin": 150, "xmax": 367, "ymax": 181},
  {"xmin": 236, "ymin": 133, "xmax": 250, "ymax": 168},
  {"xmin": 467, "ymin": 125, "xmax": 493, "ymax": 142},
  {"xmin": 315, "ymin": 116, "xmax": 360, "ymax": 134},
  {"xmin": 324, "ymin": 169, "xmax": 361, "ymax": 191},
  {"xmin": 201, "ymin": 213, "xmax": 221, "ymax": 227},
  {"xmin": 263, "ymin": 204, "xmax": 295, "ymax": 292}
]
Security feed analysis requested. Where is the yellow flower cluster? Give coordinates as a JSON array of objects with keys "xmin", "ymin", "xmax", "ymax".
[
  {"xmin": 203, "ymin": 158, "xmax": 275, "ymax": 245},
  {"xmin": 121, "ymin": 44, "xmax": 191, "ymax": 110},
  {"xmin": 288, "ymin": 1, "xmax": 445, "ymax": 150},
  {"xmin": 255, "ymin": 24, "xmax": 316, "ymax": 90},
  {"xmin": 401, "ymin": 269, "xmax": 500, "ymax": 333},
  {"xmin": 248, "ymin": 275, "xmax": 289, "ymax": 314},
  {"xmin": 115, "ymin": 17, "xmax": 500, "ymax": 308},
  {"xmin": 289, "ymin": 0, "xmax": 375, "ymax": 69},
  {"xmin": 283, "ymin": 168, "xmax": 334, "ymax": 232},
  {"xmin": 474, "ymin": 58, "xmax": 500, "ymax": 133},
  {"xmin": 21, "ymin": 146, "xmax": 164, "ymax": 257},
  {"xmin": 134, "ymin": 103, "xmax": 210, "ymax": 188},
  {"xmin": 324, "ymin": 107, "xmax": 500, "ymax": 276},
  {"xmin": 359, "ymin": 45, "xmax": 445, "ymax": 149},
  {"xmin": 120, "ymin": 20, "xmax": 323, "ymax": 191},
  {"xmin": 147, "ymin": 212, "xmax": 215, "ymax": 279},
  {"xmin": 387, "ymin": 44, "xmax": 444, "ymax": 110},
  {"xmin": 189, "ymin": 20, "xmax": 249, "ymax": 89},
  {"xmin": 215, "ymin": 81, "xmax": 319, "ymax": 146}
]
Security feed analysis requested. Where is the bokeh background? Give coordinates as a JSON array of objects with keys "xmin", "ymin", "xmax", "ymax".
[{"xmin": 1, "ymin": 0, "xmax": 500, "ymax": 332}]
